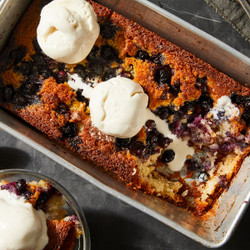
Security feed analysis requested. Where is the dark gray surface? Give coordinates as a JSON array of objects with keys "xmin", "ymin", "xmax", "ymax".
[
  {"xmin": 149, "ymin": 0, "xmax": 250, "ymax": 57},
  {"xmin": 0, "ymin": 0, "xmax": 249, "ymax": 249}
]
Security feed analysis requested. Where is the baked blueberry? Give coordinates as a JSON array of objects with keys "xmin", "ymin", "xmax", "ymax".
[
  {"xmin": 9, "ymin": 46, "xmax": 26, "ymax": 65},
  {"xmin": 161, "ymin": 149, "xmax": 175, "ymax": 163},
  {"xmin": 75, "ymin": 89, "xmax": 89, "ymax": 106},
  {"xmin": 150, "ymin": 53, "xmax": 163, "ymax": 65},
  {"xmin": 55, "ymin": 102, "xmax": 69, "ymax": 115},
  {"xmin": 185, "ymin": 159, "xmax": 201, "ymax": 171},
  {"xmin": 14, "ymin": 95, "xmax": 29, "ymax": 108},
  {"xmin": 74, "ymin": 64, "xmax": 87, "ymax": 80},
  {"xmin": 15, "ymin": 61, "xmax": 32, "ymax": 76},
  {"xmin": 154, "ymin": 65, "xmax": 172, "ymax": 85},
  {"xmin": 87, "ymin": 46, "xmax": 99, "ymax": 62},
  {"xmin": 115, "ymin": 138, "xmax": 131, "ymax": 148},
  {"xmin": 198, "ymin": 95, "xmax": 213, "ymax": 116},
  {"xmin": 100, "ymin": 45, "xmax": 117, "ymax": 60},
  {"xmin": 39, "ymin": 68, "xmax": 52, "ymax": 79},
  {"xmin": 3, "ymin": 85, "xmax": 15, "ymax": 102},
  {"xmin": 90, "ymin": 63, "xmax": 104, "ymax": 76},
  {"xmin": 100, "ymin": 20, "xmax": 118, "ymax": 39},
  {"xmin": 153, "ymin": 106, "xmax": 173, "ymax": 120},
  {"xmin": 195, "ymin": 76, "xmax": 208, "ymax": 94},
  {"xmin": 129, "ymin": 141, "xmax": 145, "ymax": 157},
  {"xmin": 60, "ymin": 123, "xmax": 78, "ymax": 138},
  {"xmin": 102, "ymin": 70, "xmax": 116, "ymax": 81},
  {"xmin": 136, "ymin": 50, "xmax": 150, "ymax": 61},
  {"xmin": 57, "ymin": 70, "xmax": 68, "ymax": 83}
]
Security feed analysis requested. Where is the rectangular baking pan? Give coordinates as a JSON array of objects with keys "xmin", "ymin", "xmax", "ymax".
[{"xmin": 0, "ymin": 0, "xmax": 249, "ymax": 247}]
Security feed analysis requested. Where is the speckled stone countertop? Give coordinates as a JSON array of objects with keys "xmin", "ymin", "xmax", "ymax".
[{"xmin": 0, "ymin": 0, "xmax": 249, "ymax": 249}]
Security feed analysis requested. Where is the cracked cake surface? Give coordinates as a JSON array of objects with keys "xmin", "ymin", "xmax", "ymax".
[{"xmin": 0, "ymin": 0, "xmax": 249, "ymax": 217}]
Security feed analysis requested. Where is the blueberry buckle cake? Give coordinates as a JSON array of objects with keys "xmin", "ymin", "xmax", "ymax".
[
  {"xmin": 0, "ymin": 0, "xmax": 249, "ymax": 218},
  {"xmin": 0, "ymin": 178, "xmax": 82, "ymax": 250}
]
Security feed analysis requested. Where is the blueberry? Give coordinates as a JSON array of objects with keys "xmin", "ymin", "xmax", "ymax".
[
  {"xmin": 159, "ymin": 69, "xmax": 171, "ymax": 84},
  {"xmin": 90, "ymin": 63, "xmax": 103, "ymax": 76},
  {"xmin": 57, "ymin": 71, "xmax": 68, "ymax": 83},
  {"xmin": 144, "ymin": 144, "xmax": 156, "ymax": 157},
  {"xmin": 0, "ymin": 88, "xmax": 3, "ymax": 101},
  {"xmin": 100, "ymin": 20, "xmax": 118, "ymax": 39},
  {"xmin": 39, "ymin": 68, "xmax": 52, "ymax": 79},
  {"xmin": 14, "ymin": 95, "xmax": 28, "ymax": 108},
  {"xmin": 74, "ymin": 64, "xmax": 87, "ymax": 80},
  {"xmin": 230, "ymin": 93, "xmax": 250, "ymax": 108},
  {"xmin": 154, "ymin": 65, "xmax": 172, "ymax": 85},
  {"xmin": 168, "ymin": 122, "xmax": 176, "ymax": 133},
  {"xmin": 60, "ymin": 122, "xmax": 77, "ymax": 138},
  {"xmin": 16, "ymin": 61, "xmax": 32, "ymax": 75},
  {"xmin": 55, "ymin": 102, "xmax": 69, "ymax": 115},
  {"xmin": 217, "ymin": 110, "xmax": 225, "ymax": 119},
  {"xmin": 230, "ymin": 93, "xmax": 241, "ymax": 104},
  {"xmin": 31, "ymin": 54, "xmax": 41, "ymax": 63},
  {"xmin": 16, "ymin": 179, "xmax": 27, "ymax": 195},
  {"xmin": 19, "ymin": 82, "xmax": 40, "ymax": 95},
  {"xmin": 136, "ymin": 50, "xmax": 150, "ymax": 61},
  {"xmin": 0, "ymin": 79, "xmax": 4, "ymax": 101},
  {"xmin": 161, "ymin": 149, "xmax": 175, "ymax": 163},
  {"xmin": 245, "ymin": 100, "xmax": 250, "ymax": 112},
  {"xmin": 145, "ymin": 120, "xmax": 156, "ymax": 130},
  {"xmin": 102, "ymin": 71, "xmax": 116, "ymax": 81},
  {"xmin": 0, "ymin": 77, "xmax": 3, "ymax": 88},
  {"xmin": 9, "ymin": 46, "xmax": 26, "ymax": 64},
  {"xmin": 153, "ymin": 106, "xmax": 173, "ymax": 120},
  {"xmin": 195, "ymin": 76, "xmax": 208, "ymax": 94},
  {"xmin": 68, "ymin": 136, "xmax": 82, "ymax": 150},
  {"xmin": 198, "ymin": 95, "xmax": 213, "ymax": 115},
  {"xmin": 28, "ymin": 71, "xmax": 41, "ymax": 84},
  {"xmin": 147, "ymin": 130, "xmax": 158, "ymax": 144},
  {"xmin": 119, "ymin": 71, "xmax": 132, "ymax": 79},
  {"xmin": 1, "ymin": 182, "xmax": 18, "ymax": 194},
  {"xmin": 145, "ymin": 121, "xmax": 172, "ymax": 151},
  {"xmin": 169, "ymin": 80, "xmax": 181, "ymax": 96},
  {"xmin": 75, "ymin": 89, "xmax": 89, "ymax": 106},
  {"xmin": 100, "ymin": 45, "xmax": 117, "ymax": 60},
  {"xmin": 115, "ymin": 138, "xmax": 131, "ymax": 148},
  {"xmin": 172, "ymin": 110, "xmax": 184, "ymax": 123},
  {"xmin": 157, "ymin": 136, "xmax": 172, "ymax": 148},
  {"xmin": 3, "ymin": 85, "xmax": 15, "ymax": 102},
  {"xmin": 241, "ymin": 111, "xmax": 250, "ymax": 125},
  {"xmin": 32, "ymin": 38, "xmax": 42, "ymax": 54},
  {"xmin": 35, "ymin": 191, "xmax": 49, "ymax": 210},
  {"xmin": 31, "ymin": 54, "xmax": 46, "ymax": 67},
  {"xmin": 129, "ymin": 141, "xmax": 145, "ymax": 157},
  {"xmin": 87, "ymin": 46, "xmax": 99, "ymax": 62},
  {"xmin": 185, "ymin": 159, "xmax": 201, "ymax": 171},
  {"xmin": 150, "ymin": 53, "xmax": 163, "ymax": 65},
  {"xmin": 181, "ymin": 101, "xmax": 196, "ymax": 113}
]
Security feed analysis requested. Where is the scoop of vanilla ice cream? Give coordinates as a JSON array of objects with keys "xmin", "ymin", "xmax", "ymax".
[
  {"xmin": 0, "ymin": 190, "xmax": 48, "ymax": 250},
  {"xmin": 37, "ymin": 0, "xmax": 100, "ymax": 64},
  {"xmin": 90, "ymin": 77, "xmax": 149, "ymax": 138}
]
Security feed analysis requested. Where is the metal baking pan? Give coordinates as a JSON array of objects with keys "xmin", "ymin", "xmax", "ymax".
[{"xmin": 0, "ymin": 0, "xmax": 249, "ymax": 247}]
